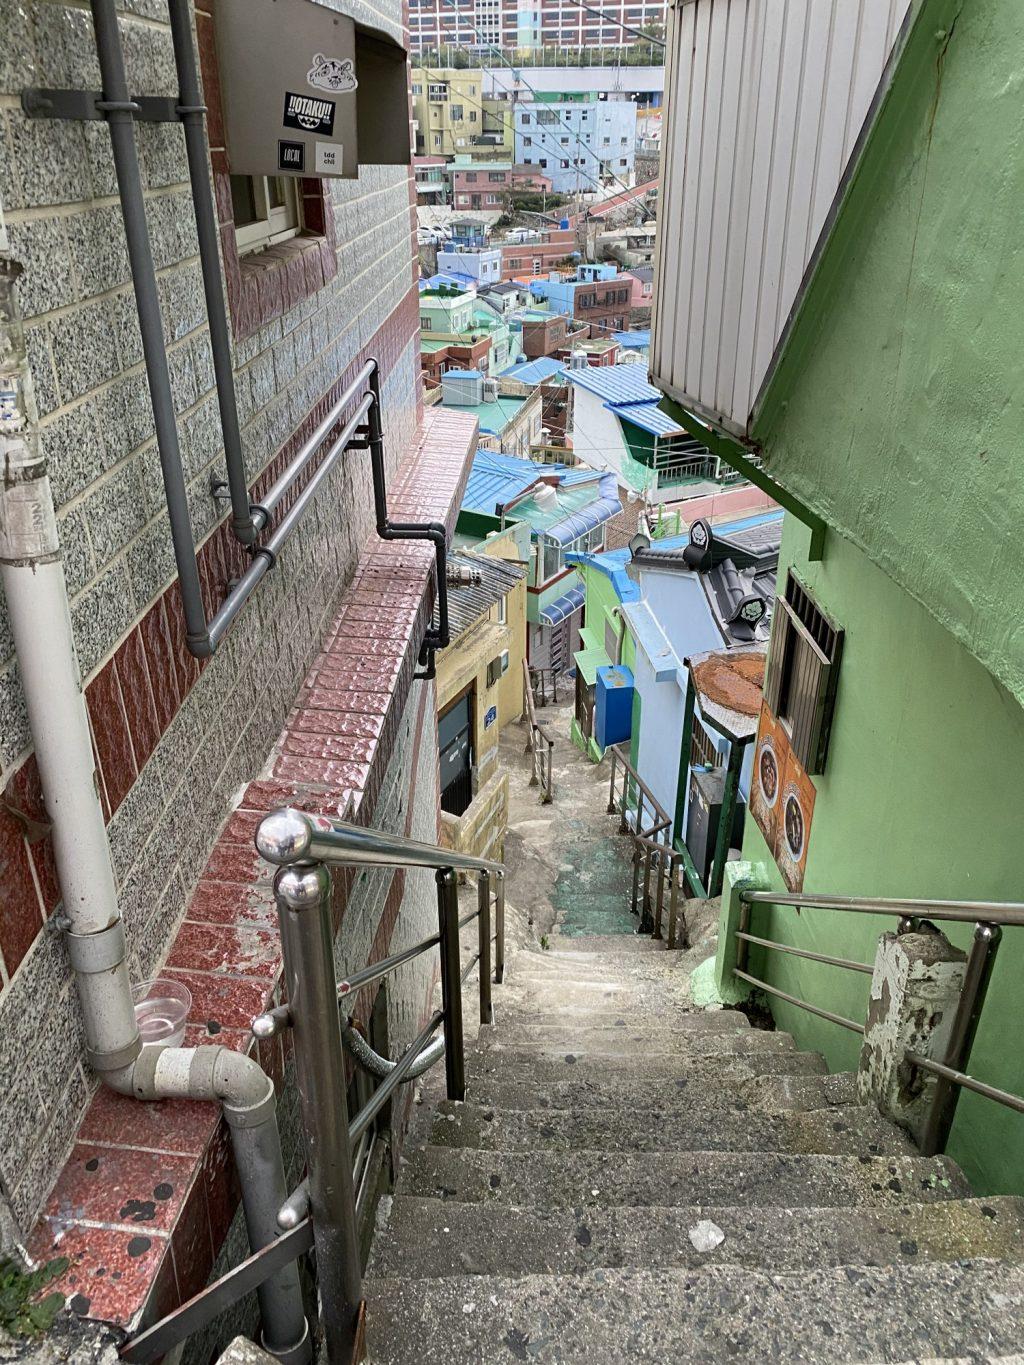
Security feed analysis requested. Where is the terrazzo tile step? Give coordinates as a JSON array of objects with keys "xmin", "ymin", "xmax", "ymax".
[
  {"xmin": 473, "ymin": 1024, "xmax": 800, "ymax": 1060},
  {"xmin": 400, "ymin": 1147, "xmax": 971, "ymax": 1212},
  {"xmin": 465, "ymin": 1044, "xmax": 830, "ymax": 1083},
  {"xmin": 368, "ymin": 1195, "xmax": 1024, "ymax": 1280},
  {"xmin": 426, "ymin": 1101, "xmax": 913, "ymax": 1157},
  {"xmin": 363, "ymin": 1260, "xmax": 1024, "ymax": 1364},
  {"xmin": 465, "ymin": 1069, "xmax": 858, "ymax": 1113}
]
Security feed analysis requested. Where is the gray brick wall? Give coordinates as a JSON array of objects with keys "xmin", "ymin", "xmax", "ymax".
[{"xmin": 0, "ymin": 0, "xmax": 426, "ymax": 1234}]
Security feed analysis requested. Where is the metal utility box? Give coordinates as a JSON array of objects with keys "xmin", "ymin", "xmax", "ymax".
[
  {"xmin": 685, "ymin": 766, "xmax": 746, "ymax": 889},
  {"xmin": 215, "ymin": 0, "xmax": 360, "ymax": 179},
  {"xmin": 595, "ymin": 665, "xmax": 634, "ymax": 751}
]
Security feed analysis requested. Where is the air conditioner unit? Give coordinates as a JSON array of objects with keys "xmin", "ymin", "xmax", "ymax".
[{"xmin": 482, "ymin": 378, "xmax": 500, "ymax": 401}]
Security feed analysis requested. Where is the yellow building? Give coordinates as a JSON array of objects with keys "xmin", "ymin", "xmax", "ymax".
[
  {"xmin": 411, "ymin": 68, "xmax": 512, "ymax": 158},
  {"xmin": 437, "ymin": 542, "xmax": 527, "ymax": 861}
]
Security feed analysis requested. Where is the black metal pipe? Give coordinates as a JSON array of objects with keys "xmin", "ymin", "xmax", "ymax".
[
  {"xmin": 166, "ymin": 0, "xmax": 256, "ymax": 547},
  {"xmin": 366, "ymin": 361, "xmax": 450, "ymax": 650},
  {"xmin": 90, "ymin": 0, "xmax": 211, "ymax": 656},
  {"xmin": 348, "ymin": 1009, "xmax": 444, "ymax": 1145},
  {"xmin": 435, "ymin": 868, "xmax": 466, "ymax": 1101}
]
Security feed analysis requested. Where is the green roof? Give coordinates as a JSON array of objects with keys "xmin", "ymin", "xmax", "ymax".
[
  {"xmin": 474, "ymin": 396, "xmax": 526, "ymax": 434},
  {"xmin": 574, "ymin": 647, "xmax": 608, "ymax": 686},
  {"xmin": 420, "ymin": 339, "xmax": 450, "ymax": 354},
  {"xmin": 507, "ymin": 481, "xmax": 597, "ymax": 531}
]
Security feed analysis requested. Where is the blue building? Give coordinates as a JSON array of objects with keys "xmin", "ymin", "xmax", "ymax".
[
  {"xmin": 569, "ymin": 512, "xmax": 783, "ymax": 853},
  {"xmin": 515, "ymin": 96, "xmax": 636, "ymax": 195}
]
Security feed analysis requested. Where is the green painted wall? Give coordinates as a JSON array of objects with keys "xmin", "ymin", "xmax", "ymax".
[
  {"xmin": 741, "ymin": 519, "xmax": 1024, "ymax": 1197},
  {"xmin": 753, "ymin": 0, "xmax": 1024, "ymax": 708}
]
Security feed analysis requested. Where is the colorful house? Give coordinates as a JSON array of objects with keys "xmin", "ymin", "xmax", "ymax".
[
  {"xmin": 460, "ymin": 451, "xmax": 623, "ymax": 675},
  {"xmin": 652, "ymin": 0, "xmax": 1024, "ymax": 1195}
]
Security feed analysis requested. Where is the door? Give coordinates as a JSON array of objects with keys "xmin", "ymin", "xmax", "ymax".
[
  {"xmin": 439, "ymin": 692, "xmax": 474, "ymax": 816},
  {"xmin": 575, "ymin": 670, "xmax": 595, "ymax": 739}
]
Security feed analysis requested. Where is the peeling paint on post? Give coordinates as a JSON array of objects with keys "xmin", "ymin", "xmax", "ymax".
[{"xmin": 857, "ymin": 928, "xmax": 966, "ymax": 1145}]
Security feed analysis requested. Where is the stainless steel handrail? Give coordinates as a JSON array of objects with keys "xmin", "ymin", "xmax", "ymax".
[
  {"xmin": 734, "ymin": 888, "xmax": 1024, "ymax": 1159},
  {"xmin": 256, "ymin": 807, "xmax": 505, "ymax": 876},
  {"xmin": 740, "ymin": 890, "xmax": 1024, "ymax": 927}
]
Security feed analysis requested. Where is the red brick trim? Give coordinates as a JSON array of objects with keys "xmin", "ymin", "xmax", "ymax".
[
  {"xmin": 195, "ymin": 1, "xmax": 339, "ymax": 341},
  {"xmin": 27, "ymin": 408, "xmax": 477, "ymax": 1332}
]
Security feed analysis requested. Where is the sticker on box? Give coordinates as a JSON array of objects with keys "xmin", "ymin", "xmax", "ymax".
[{"xmin": 315, "ymin": 142, "xmax": 342, "ymax": 174}]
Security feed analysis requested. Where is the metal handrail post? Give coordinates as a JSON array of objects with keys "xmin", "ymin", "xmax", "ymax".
[
  {"xmin": 494, "ymin": 871, "xmax": 506, "ymax": 985},
  {"xmin": 545, "ymin": 737, "xmax": 554, "ymax": 803},
  {"xmin": 735, "ymin": 896, "xmax": 751, "ymax": 974},
  {"xmin": 653, "ymin": 848, "xmax": 666, "ymax": 940},
  {"xmin": 274, "ymin": 863, "xmax": 363, "ymax": 1364},
  {"xmin": 918, "ymin": 921, "xmax": 1003, "ymax": 1157},
  {"xmin": 607, "ymin": 748, "xmax": 618, "ymax": 815},
  {"xmin": 436, "ymin": 869, "xmax": 466, "ymax": 1101},
  {"xmin": 630, "ymin": 842, "xmax": 641, "ymax": 918},
  {"xmin": 640, "ymin": 843, "xmax": 654, "ymax": 934},
  {"xmin": 667, "ymin": 855, "xmax": 684, "ymax": 949},
  {"xmin": 478, "ymin": 872, "xmax": 493, "ymax": 1025}
]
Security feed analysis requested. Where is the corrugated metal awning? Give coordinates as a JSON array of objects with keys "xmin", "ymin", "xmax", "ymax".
[{"xmin": 447, "ymin": 552, "xmax": 526, "ymax": 641}]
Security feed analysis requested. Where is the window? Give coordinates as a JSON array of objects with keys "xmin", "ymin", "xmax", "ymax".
[
  {"xmin": 412, "ymin": 82, "xmax": 423, "ymax": 95},
  {"xmin": 539, "ymin": 158, "xmax": 548, "ymax": 169},
  {"xmin": 762, "ymin": 573, "xmax": 844, "ymax": 774},
  {"xmin": 540, "ymin": 537, "xmax": 564, "ymax": 583},
  {"xmin": 469, "ymin": 111, "xmax": 477, "ymax": 121},
  {"xmin": 428, "ymin": 83, "xmax": 447, "ymax": 101},
  {"xmin": 231, "ymin": 175, "xmax": 301, "ymax": 254},
  {"xmin": 603, "ymin": 137, "xmax": 610, "ymax": 146},
  {"xmin": 433, "ymin": 133, "xmax": 442, "ymax": 148},
  {"xmin": 420, "ymin": 314, "xmax": 432, "ymax": 330},
  {"xmin": 451, "ymin": 104, "xmax": 464, "ymax": 120},
  {"xmin": 521, "ymin": 113, "xmax": 531, "ymax": 125},
  {"xmin": 560, "ymin": 159, "xmax": 569, "ymax": 169},
  {"xmin": 488, "ymin": 172, "xmax": 504, "ymax": 182},
  {"xmin": 560, "ymin": 136, "xmax": 569, "ymax": 146},
  {"xmin": 465, "ymin": 171, "xmax": 477, "ymax": 182},
  {"xmin": 486, "ymin": 650, "xmax": 509, "ymax": 687},
  {"xmin": 524, "ymin": 136, "xmax": 532, "ymax": 147},
  {"xmin": 497, "ymin": 594, "xmax": 507, "ymax": 626}
]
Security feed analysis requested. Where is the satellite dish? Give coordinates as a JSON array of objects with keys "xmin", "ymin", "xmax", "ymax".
[{"xmin": 629, "ymin": 532, "xmax": 651, "ymax": 557}]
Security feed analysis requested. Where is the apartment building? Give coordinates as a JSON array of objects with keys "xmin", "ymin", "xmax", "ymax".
[
  {"xmin": 514, "ymin": 93, "xmax": 637, "ymax": 195},
  {"xmin": 408, "ymin": 0, "xmax": 668, "ymax": 54}
]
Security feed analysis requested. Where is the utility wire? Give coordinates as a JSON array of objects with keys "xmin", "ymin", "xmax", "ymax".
[
  {"xmin": 434, "ymin": 0, "xmax": 652, "ymax": 220},
  {"xmin": 564, "ymin": 0, "xmax": 666, "ymax": 48}
]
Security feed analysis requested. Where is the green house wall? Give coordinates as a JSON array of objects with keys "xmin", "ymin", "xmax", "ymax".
[{"xmin": 738, "ymin": 0, "xmax": 1024, "ymax": 1196}]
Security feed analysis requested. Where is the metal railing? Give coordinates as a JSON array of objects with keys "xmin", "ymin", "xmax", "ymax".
[
  {"xmin": 122, "ymin": 810, "xmax": 505, "ymax": 1365},
  {"xmin": 606, "ymin": 744, "xmax": 673, "ymax": 932},
  {"xmin": 523, "ymin": 659, "xmax": 555, "ymax": 804},
  {"xmin": 735, "ymin": 890, "xmax": 1024, "ymax": 1157},
  {"xmin": 632, "ymin": 833, "xmax": 688, "ymax": 949},
  {"xmin": 529, "ymin": 664, "xmax": 560, "ymax": 707}
]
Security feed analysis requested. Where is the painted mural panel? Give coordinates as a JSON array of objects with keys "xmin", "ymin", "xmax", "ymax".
[{"xmin": 750, "ymin": 701, "xmax": 816, "ymax": 891}]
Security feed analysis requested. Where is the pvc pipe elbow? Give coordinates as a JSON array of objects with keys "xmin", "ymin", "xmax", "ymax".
[{"xmin": 104, "ymin": 1044, "xmax": 275, "ymax": 1125}]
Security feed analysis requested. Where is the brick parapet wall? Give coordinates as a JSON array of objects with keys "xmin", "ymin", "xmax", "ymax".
[
  {"xmin": 0, "ymin": 0, "xmax": 427, "ymax": 1246},
  {"xmin": 26, "ymin": 406, "xmax": 475, "ymax": 1337}
]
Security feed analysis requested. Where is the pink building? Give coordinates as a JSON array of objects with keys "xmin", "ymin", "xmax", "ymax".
[{"xmin": 452, "ymin": 163, "xmax": 552, "ymax": 211}]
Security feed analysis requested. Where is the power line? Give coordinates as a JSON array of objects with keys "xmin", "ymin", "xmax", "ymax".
[
  {"xmin": 434, "ymin": 0, "xmax": 652, "ymax": 220},
  {"xmin": 564, "ymin": 0, "xmax": 666, "ymax": 48}
]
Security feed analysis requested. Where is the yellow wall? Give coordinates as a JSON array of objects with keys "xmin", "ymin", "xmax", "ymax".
[{"xmin": 412, "ymin": 69, "xmax": 488, "ymax": 157}]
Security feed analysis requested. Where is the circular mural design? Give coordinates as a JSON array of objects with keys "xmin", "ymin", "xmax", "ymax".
[
  {"xmin": 758, "ymin": 740, "xmax": 780, "ymax": 807},
  {"xmin": 784, "ymin": 791, "xmax": 805, "ymax": 860}
]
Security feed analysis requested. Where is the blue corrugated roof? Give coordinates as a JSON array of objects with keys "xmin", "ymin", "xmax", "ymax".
[
  {"xmin": 612, "ymin": 330, "xmax": 651, "ymax": 348},
  {"xmin": 540, "ymin": 584, "xmax": 585, "ymax": 625},
  {"xmin": 565, "ymin": 546, "xmax": 641, "ymax": 604},
  {"xmin": 567, "ymin": 363, "xmax": 663, "ymax": 406},
  {"xmin": 504, "ymin": 357, "xmax": 566, "ymax": 385},
  {"xmin": 618, "ymin": 404, "xmax": 686, "ymax": 438},
  {"xmin": 546, "ymin": 473, "xmax": 622, "ymax": 547},
  {"xmin": 462, "ymin": 450, "xmax": 610, "ymax": 518}
]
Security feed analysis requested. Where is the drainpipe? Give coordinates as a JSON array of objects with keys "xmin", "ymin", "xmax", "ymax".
[{"xmin": 0, "ymin": 260, "xmax": 309, "ymax": 1364}]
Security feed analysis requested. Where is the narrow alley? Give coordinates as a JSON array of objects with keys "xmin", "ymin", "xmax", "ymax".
[{"xmin": 499, "ymin": 699, "xmax": 638, "ymax": 940}]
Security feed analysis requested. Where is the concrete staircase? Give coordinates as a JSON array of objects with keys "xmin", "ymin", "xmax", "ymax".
[{"xmin": 366, "ymin": 935, "xmax": 1024, "ymax": 1362}]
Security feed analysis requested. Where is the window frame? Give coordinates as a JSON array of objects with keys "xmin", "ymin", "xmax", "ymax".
[
  {"xmin": 763, "ymin": 572, "xmax": 844, "ymax": 775},
  {"xmin": 232, "ymin": 175, "xmax": 302, "ymax": 255}
]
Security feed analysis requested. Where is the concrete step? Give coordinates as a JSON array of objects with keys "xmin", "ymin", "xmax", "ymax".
[
  {"xmin": 427, "ymin": 1102, "xmax": 913, "ymax": 1157},
  {"xmin": 466, "ymin": 1069, "xmax": 858, "ymax": 1113},
  {"xmin": 401, "ymin": 1146, "xmax": 971, "ymax": 1212},
  {"xmin": 466, "ymin": 1045, "xmax": 829, "ymax": 1083},
  {"xmin": 364, "ymin": 1260, "xmax": 1024, "ymax": 1363},
  {"xmin": 509, "ymin": 957, "xmax": 688, "ymax": 983},
  {"xmin": 475, "ymin": 1025, "xmax": 797, "ymax": 1061},
  {"xmin": 544, "ymin": 935, "xmax": 681, "ymax": 955},
  {"xmin": 488, "ymin": 1012, "xmax": 749, "ymax": 1042},
  {"xmin": 495, "ymin": 979, "xmax": 688, "ymax": 1014},
  {"xmin": 368, "ymin": 1195, "xmax": 1024, "ymax": 1279}
]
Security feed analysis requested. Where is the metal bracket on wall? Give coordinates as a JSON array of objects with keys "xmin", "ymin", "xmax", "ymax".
[
  {"xmin": 657, "ymin": 395, "xmax": 828, "ymax": 562},
  {"xmin": 21, "ymin": 88, "xmax": 186, "ymax": 123}
]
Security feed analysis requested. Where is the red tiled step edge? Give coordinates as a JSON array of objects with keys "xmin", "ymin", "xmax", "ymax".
[{"xmin": 29, "ymin": 408, "xmax": 476, "ymax": 1332}]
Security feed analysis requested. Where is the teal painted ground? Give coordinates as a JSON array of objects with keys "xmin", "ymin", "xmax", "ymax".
[{"xmin": 551, "ymin": 813, "xmax": 637, "ymax": 937}]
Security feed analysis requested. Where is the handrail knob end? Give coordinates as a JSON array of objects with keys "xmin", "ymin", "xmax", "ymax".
[
  {"xmin": 257, "ymin": 807, "xmax": 314, "ymax": 865},
  {"xmin": 274, "ymin": 862, "xmax": 331, "ymax": 912}
]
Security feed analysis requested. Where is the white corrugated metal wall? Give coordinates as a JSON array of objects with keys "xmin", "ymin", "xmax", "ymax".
[{"xmin": 651, "ymin": 0, "xmax": 916, "ymax": 439}]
